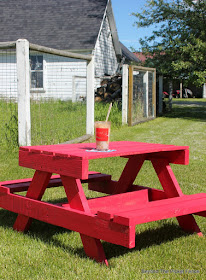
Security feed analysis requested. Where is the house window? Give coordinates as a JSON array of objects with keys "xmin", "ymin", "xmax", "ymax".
[{"xmin": 30, "ymin": 55, "xmax": 43, "ymax": 89}]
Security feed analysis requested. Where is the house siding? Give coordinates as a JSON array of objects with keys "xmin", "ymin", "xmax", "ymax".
[
  {"xmin": 31, "ymin": 53, "xmax": 87, "ymax": 101},
  {"xmin": 0, "ymin": 52, "xmax": 17, "ymax": 100},
  {"xmin": 0, "ymin": 51, "xmax": 87, "ymax": 101},
  {"xmin": 94, "ymin": 14, "xmax": 118, "ymax": 86}
]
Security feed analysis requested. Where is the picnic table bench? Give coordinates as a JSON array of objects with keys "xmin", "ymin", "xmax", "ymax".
[{"xmin": 0, "ymin": 141, "xmax": 205, "ymax": 265}]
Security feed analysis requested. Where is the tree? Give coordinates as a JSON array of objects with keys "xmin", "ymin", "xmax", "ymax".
[{"xmin": 133, "ymin": 0, "xmax": 206, "ymax": 87}]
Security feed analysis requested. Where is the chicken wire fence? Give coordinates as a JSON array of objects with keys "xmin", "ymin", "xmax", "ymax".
[
  {"xmin": 127, "ymin": 65, "xmax": 156, "ymax": 126},
  {"xmin": 29, "ymin": 48, "xmax": 87, "ymax": 145},
  {"xmin": 0, "ymin": 40, "xmax": 94, "ymax": 148},
  {"xmin": 0, "ymin": 44, "xmax": 18, "ymax": 148}
]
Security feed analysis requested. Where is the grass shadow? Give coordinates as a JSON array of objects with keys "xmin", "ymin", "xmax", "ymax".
[
  {"xmin": 102, "ymin": 223, "xmax": 191, "ymax": 261},
  {"xmin": 0, "ymin": 209, "xmax": 192, "ymax": 265},
  {"xmin": 163, "ymin": 104, "xmax": 206, "ymax": 122}
]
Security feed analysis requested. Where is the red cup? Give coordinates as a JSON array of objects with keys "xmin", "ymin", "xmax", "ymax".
[{"xmin": 95, "ymin": 121, "xmax": 111, "ymax": 151}]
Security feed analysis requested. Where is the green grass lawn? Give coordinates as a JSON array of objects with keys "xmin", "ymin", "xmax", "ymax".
[{"xmin": 0, "ymin": 102, "xmax": 205, "ymax": 279}]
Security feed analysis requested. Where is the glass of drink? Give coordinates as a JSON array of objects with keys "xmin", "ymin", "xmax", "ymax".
[{"xmin": 95, "ymin": 121, "xmax": 111, "ymax": 151}]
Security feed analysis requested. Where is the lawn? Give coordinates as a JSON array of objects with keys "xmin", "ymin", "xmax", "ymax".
[{"xmin": 0, "ymin": 102, "xmax": 205, "ymax": 279}]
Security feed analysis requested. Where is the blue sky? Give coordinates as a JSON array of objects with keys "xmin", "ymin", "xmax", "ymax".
[{"xmin": 112, "ymin": 0, "xmax": 154, "ymax": 51}]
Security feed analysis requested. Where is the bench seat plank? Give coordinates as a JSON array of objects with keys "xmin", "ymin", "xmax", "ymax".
[{"xmin": 112, "ymin": 193, "xmax": 206, "ymax": 226}]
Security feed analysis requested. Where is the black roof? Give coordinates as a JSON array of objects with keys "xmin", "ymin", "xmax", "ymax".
[
  {"xmin": 120, "ymin": 42, "xmax": 140, "ymax": 63},
  {"xmin": 0, "ymin": 0, "xmax": 108, "ymax": 50}
]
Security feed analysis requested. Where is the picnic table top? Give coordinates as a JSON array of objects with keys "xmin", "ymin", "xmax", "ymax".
[{"xmin": 20, "ymin": 141, "xmax": 189, "ymax": 161}]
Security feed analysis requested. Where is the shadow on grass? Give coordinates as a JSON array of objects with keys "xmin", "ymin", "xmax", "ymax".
[
  {"xmin": 0, "ymin": 209, "xmax": 191, "ymax": 264},
  {"xmin": 163, "ymin": 104, "xmax": 206, "ymax": 122}
]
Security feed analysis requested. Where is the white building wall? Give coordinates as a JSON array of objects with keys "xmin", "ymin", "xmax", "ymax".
[
  {"xmin": 0, "ymin": 52, "xmax": 18, "ymax": 100},
  {"xmin": 0, "ymin": 51, "xmax": 88, "ymax": 101},
  {"xmin": 31, "ymin": 52, "xmax": 87, "ymax": 101},
  {"xmin": 94, "ymin": 15, "xmax": 119, "ymax": 88}
]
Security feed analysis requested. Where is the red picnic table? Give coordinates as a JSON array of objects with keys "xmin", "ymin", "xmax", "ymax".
[{"xmin": 0, "ymin": 141, "xmax": 205, "ymax": 266}]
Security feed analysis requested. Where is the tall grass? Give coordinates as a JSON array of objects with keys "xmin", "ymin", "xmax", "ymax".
[
  {"xmin": 30, "ymin": 100, "xmax": 87, "ymax": 145},
  {"xmin": 0, "ymin": 100, "xmax": 122, "ymax": 148},
  {"xmin": 95, "ymin": 102, "xmax": 122, "ymax": 128}
]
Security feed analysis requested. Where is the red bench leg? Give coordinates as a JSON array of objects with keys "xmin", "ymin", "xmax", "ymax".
[
  {"xmin": 61, "ymin": 175, "xmax": 108, "ymax": 265},
  {"xmin": 177, "ymin": 215, "xmax": 203, "ymax": 237},
  {"xmin": 13, "ymin": 171, "xmax": 52, "ymax": 232},
  {"xmin": 152, "ymin": 159, "xmax": 203, "ymax": 236},
  {"xmin": 81, "ymin": 235, "xmax": 108, "ymax": 265}
]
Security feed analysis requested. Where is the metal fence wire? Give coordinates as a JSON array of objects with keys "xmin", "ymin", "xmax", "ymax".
[
  {"xmin": 0, "ymin": 46, "xmax": 18, "ymax": 148},
  {"xmin": 29, "ymin": 49, "xmax": 87, "ymax": 145},
  {"xmin": 128, "ymin": 66, "xmax": 156, "ymax": 126},
  {"xmin": 0, "ymin": 41, "xmax": 92, "ymax": 147}
]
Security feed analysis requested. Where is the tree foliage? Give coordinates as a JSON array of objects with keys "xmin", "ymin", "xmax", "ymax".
[{"xmin": 133, "ymin": 0, "xmax": 206, "ymax": 86}]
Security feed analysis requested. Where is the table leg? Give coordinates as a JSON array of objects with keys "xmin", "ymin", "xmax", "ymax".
[
  {"xmin": 13, "ymin": 170, "xmax": 52, "ymax": 232},
  {"xmin": 152, "ymin": 159, "xmax": 203, "ymax": 236},
  {"xmin": 112, "ymin": 155, "xmax": 145, "ymax": 194},
  {"xmin": 60, "ymin": 175, "xmax": 108, "ymax": 265}
]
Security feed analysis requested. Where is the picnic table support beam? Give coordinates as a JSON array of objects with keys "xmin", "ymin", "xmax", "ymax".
[
  {"xmin": 112, "ymin": 155, "xmax": 145, "ymax": 194},
  {"xmin": 60, "ymin": 175, "xmax": 108, "ymax": 265},
  {"xmin": 152, "ymin": 159, "xmax": 203, "ymax": 236},
  {"xmin": 13, "ymin": 171, "xmax": 52, "ymax": 232}
]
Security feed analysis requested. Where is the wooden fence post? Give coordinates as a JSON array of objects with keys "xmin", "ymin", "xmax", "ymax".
[
  {"xmin": 122, "ymin": 64, "xmax": 128, "ymax": 125},
  {"xmin": 86, "ymin": 55, "xmax": 94, "ymax": 135},
  {"xmin": 128, "ymin": 66, "xmax": 133, "ymax": 126},
  {"xmin": 158, "ymin": 75, "xmax": 163, "ymax": 114},
  {"xmin": 203, "ymin": 83, "xmax": 206, "ymax": 98},
  {"xmin": 152, "ymin": 69, "xmax": 156, "ymax": 117},
  {"xmin": 180, "ymin": 81, "xmax": 183, "ymax": 98},
  {"xmin": 168, "ymin": 80, "xmax": 173, "ymax": 111},
  {"xmin": 143, "ymin": 71, "xmax": 149, "ymax": 118},
  {"xmin": 16, "ymin": 39, "xmax": 31, "ymax": 146}
]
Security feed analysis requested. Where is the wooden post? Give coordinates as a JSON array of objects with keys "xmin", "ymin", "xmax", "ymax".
[
  {"xmin": 180, "ymin": 81, "xmax": 183, "ymax": 98},
  {"xmin": 158, "ymin": 75, "xmax": 163, "ymax": 114},
  {"xmin": 86, "ymin": 55, "xmax": 94, "ymax": 135},
  {"xmin": 128, "ymin": 66, "xmax": 133, "ymax": 126},
  {"xmin": 16, "ymin": 39, "xmax": 31, "ymax": 146},
  {"xmin": 152, "ymin": 69, "xmax": 156, "ymax": 117},
  {"xmin": 203, "ymin": 83, "xmax": 206, "ymax": 98},
  {"xmin": 122, "ymin": 64, "xmax": 128, "ymax": 125},
  {"xmin": 168, "ymin": 80, "xmax": 173, "ymax": 111},
  {"xmin": 143, "ymin": 71, "xmax": 149, "ymax": 118}
]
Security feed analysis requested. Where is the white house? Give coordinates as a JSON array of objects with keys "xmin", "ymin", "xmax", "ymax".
[{"xmin": 0, "ymin": 0, "xmax": 139, "ymax": 101}]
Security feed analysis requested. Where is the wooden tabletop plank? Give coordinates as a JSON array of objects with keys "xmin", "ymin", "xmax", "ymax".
[{"xmin": 19, "ymin": 141, "xmax": 189, "ymax": 161}]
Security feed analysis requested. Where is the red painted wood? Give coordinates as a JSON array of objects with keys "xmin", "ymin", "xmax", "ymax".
[
  {"xmin": 0, "ymin": 141, "xmax": 204, "ymax": 266},
  {"xmin": 152, "ymin": 159, "xmax": 183, "ymax": 197},
  {"xmin": 19, "ymin": 150, "xmax": 89, "ymax": 179},
  {"xmin": 112, "ymin": 194, "xmax": 206, "ymax": 226},
  {"xmin": 88, "ymin": 189, "xmax": 149, "ymax": 215},
  {"xmin": 128, "ymin": 185, "xmax": 167, "ymax": 201},
  {"xmin": 60, "ymin": 175, "xmax": 108, "ymax": 264},
  {"xmin": 80, "ymin": 235, "xmax": 108, "ymax": 266},
  {"xmin": 146, "ymin": 150, "xmax": 189, "ymax": 165},
  {"xmin": 88, "ymin": 179, "xmax": 116, "ymax": 194},
  {"xmin": 13, "ymin": 171, "xmax": 52, "ymax": 232},
  {"xmin": 0, "ymin": 191, "xmax": 132, "ymax": 248},
  {"xmin": 0, "ymin": 172, "xmax": 111, "ymax": 194},
  {"xmin": 194, "ymin": 211, "xmax": 206, "ymax": 217},
  {"xmin": 111, "ymin": 155, "xmax": 145, "ymax": 194},
  {"xmin": 152, "ymin": 158, "xmax": 203, "ymax": 235},
  {"xmin": 177, "ymin": 215, "xmax": 203, "ymax": 237},
  {"xmin": 61, "ymin": 176, "xmax": 90, "ymax": 212},
  {"xmin": 1, "ymin": 175, "xmax": 61, "ymax": 193},
  {"xmin": 19, "ymin": 141, "xmax": 189, "ymax": 162}
]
